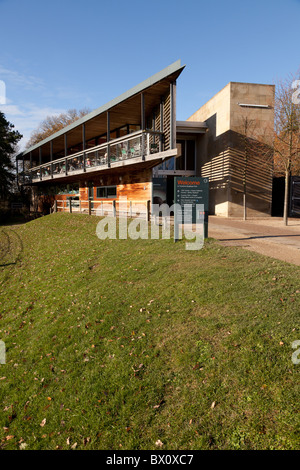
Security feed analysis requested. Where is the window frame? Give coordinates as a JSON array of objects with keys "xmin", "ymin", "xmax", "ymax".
[{"xmin": 96, "ymin": 185, "xmax": 117, "ymax": 199}]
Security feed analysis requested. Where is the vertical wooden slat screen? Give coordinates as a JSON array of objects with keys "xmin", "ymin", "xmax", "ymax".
[
  {"xmin": 155, "ymin": 109, "xmax": 161, "ymax": 149},
  {"xmin": 163, "ymin": 92, "xmax": 171, "ymax": 151}
]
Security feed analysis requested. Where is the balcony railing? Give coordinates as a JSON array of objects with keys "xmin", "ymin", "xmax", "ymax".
[{"xmin": 25, "ymin": 130, "xmax": 163, "ymax": 183}]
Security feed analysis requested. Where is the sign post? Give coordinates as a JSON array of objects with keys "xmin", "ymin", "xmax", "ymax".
[{"xmin": 174, "ymin": 177, "xmax": 209, "ymax": 242}]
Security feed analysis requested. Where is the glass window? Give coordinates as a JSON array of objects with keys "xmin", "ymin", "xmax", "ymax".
[
  {"xmin": 87, "ymin": 139, "xmax": 96, "ymax": 148},
  {"xmin": 165, "ymin": 157, "xmax": 175, "ymax": 171},
  {"xmin": 118, "ymin": 126, "xmax": 128, "ymax": 137},
  {"xmin": 97, "ymin": 187, "xmax": 106, "ymax": 198},
  {"xmin": 156, "ymin": 161, "xmax": 165, "ymax": 171},
  {"xmin": 129, "ymin": 125, "xmax": 140, "ymax": 134},
  {"xmin": 57, "ymin": 183, "xmax": 79, "ymax": 195},
  {"xmin": 96, "ymin": 186, "xmax": 117, "ymax": 198},
  {"xmin": 107, "ymin": 186, "xmax": 117, "ymax": 198}
]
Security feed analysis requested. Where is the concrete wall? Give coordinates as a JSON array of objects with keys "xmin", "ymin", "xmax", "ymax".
[
  {"xmin": 188, "ymin": 82, "xmax": 275, "ymax": 217},
  {"xmin": 188, "ymin": 84, "xmax": 231, "ymax": 216},
  {"xmin": 189, "ymin": 83, "xmax": 231, "ymax": 137},
  {"xmin": 230, "ymin": 82, "xmax": 274, "ymax": 141}
]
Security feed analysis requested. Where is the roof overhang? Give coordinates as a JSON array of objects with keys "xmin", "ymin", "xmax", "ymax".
[
  {"xmin": 176, "ymin": 121, "xmax": 207, "ymax": 134},
  {"xmin": 19, "ymin": 60, "xmax": 185, "ymax": 161}
]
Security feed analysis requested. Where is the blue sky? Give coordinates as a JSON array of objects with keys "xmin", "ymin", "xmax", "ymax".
[{"xmin": 0, "ymin": 0, "xmax": 300, "ymax": 149}]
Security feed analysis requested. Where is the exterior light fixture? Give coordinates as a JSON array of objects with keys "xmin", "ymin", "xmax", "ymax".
[{"xmin": 238, "ymin": 103, "xmax": 270, "ymax": 109}]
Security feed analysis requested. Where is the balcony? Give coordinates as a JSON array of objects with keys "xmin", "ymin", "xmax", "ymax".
[{"xmin": 26, "ymin": 130, "xmax": 165, "ymax": 183}]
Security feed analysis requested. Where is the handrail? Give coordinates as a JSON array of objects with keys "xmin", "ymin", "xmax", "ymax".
[
  {"xmin": 28, "ymin": 129, "xmax": 163, "ymax": 171},
  {"xmin": 54, "ymin": 198, "xmax": 151, "ymax": 220},
  {"xmin": 56, "ymin": 199, "xmax": 149, "ymax": 204}
]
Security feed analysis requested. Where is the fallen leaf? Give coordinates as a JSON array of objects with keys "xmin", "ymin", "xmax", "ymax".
[
  {"xmin": 40, "ymin": 418, "xmax": 46, "ymax": 427},
  {"xmin": 153, "ymin": 399, "xmax": 165, "ymax": 409}
]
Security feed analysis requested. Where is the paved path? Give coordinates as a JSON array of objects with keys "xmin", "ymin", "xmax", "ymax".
[{"xmin": 208, "ymin": 216, "xmax": 300, "ymax": 266}]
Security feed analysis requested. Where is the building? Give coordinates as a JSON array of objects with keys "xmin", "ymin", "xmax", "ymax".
[
  {"xmin": 187, "ymin": 81, "xmax": 274, "ymax": 217},
  {"xmin": 17, "ymin": 61, "xmax": 275, "ymax": 218}
]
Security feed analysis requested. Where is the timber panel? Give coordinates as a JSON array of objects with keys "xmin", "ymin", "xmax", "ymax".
[{"xmin": 163, "ymin": 92, "xmax": 171, "ymax": 151}]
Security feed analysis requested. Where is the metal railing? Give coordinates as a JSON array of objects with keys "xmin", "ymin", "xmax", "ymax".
[{"xmin": 26, "ymin": 130, "xmax": 163, "ymax": 183}]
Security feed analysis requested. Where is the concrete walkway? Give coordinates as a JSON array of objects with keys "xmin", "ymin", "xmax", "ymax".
[{"xmin": 208, "ymin": 216, "xmax": 300, "ymax": 266}]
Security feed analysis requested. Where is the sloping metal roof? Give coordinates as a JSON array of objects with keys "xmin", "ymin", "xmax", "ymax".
[{"xmin": 21, "ymin": 60, "xmax": 185, "ymax": 158}]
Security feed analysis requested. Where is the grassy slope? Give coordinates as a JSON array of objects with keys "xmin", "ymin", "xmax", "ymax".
[{"xmin": 0, "ymin": 213, "xmax": 299, "ymax": 450}]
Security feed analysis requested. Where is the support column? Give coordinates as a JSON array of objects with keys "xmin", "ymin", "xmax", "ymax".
[
  {"xmin": 160, "ymin": 98, "xmax": 164, "ymax": 152},
  {"xmin": 152, "ymin": 113, "xmax": 156, "ymax": 154},
  {"xmin": 64, "ymin": 134, "xmax": 68, "ymax": 176},
  {"xmin": 39, "ymin": 148, "xmax": 42, "ymax": 180},
  {"xmin": 170, "ymin": 81, "xmax": 177, "ymax": 150},
  {"xmin": 141, "ymin": 92, "xmax": 145, "ymax": 160},
  {"xmin": 82, "ymin": 124, "xmax": 86, "ymax": 172},
  {"xmin": 50, "ymin": 141, "xmax": 53, "ymax": 178},
  {"xmin": 107, "ymin": 111, "xmax": 111, "ymax": 168}
]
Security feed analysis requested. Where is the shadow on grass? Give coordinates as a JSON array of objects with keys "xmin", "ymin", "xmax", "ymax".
[
  {"xmin": 0, "ymin": 219, "xmax": 28, "ymax": 227},
  {"xmin": 0, "ymin": 227, "xmax": 24, "ymax": 267}
]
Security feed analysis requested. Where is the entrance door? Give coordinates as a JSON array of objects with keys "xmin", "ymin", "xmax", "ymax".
[
  {"xmin": 290, "ymin": 176, "xmax": 300, "ymax": 217},
  {"xmin": 166, "ymin": 176, "xmax": 175, "ymax": 207},
  {"xmin": 272, "ymin": 177, "xmax": 284, "ymax": 216}
]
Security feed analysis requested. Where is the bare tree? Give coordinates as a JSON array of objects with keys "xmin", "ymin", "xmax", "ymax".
[
  {"xmin": 273, "ymin": 74, "xmax": 300, "ymax": 225},
  {"xmin": 26, "ymin": 108, "xmax": 90, "ymax": 148}
]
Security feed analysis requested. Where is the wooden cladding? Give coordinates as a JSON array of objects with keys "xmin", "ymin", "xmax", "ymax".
[
  {"xmin": 163, "ymin": 92, "xmax": 171, "ymax": 151},
  {"xmin": 146, "ymin": 91, "xmax": 171, "ymax": 152},
  {"xmin": 74, "ymin": 169, "xmax": 152, "ymax": 204},
  {"xmin": 117, "ymin": 182, "xmax": 151, "ymax": 202}
]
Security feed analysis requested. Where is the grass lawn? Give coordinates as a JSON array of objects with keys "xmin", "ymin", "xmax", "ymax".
[{"xmin": 0, "ymin": 213, "xmax": 299, "ymax": 450}]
